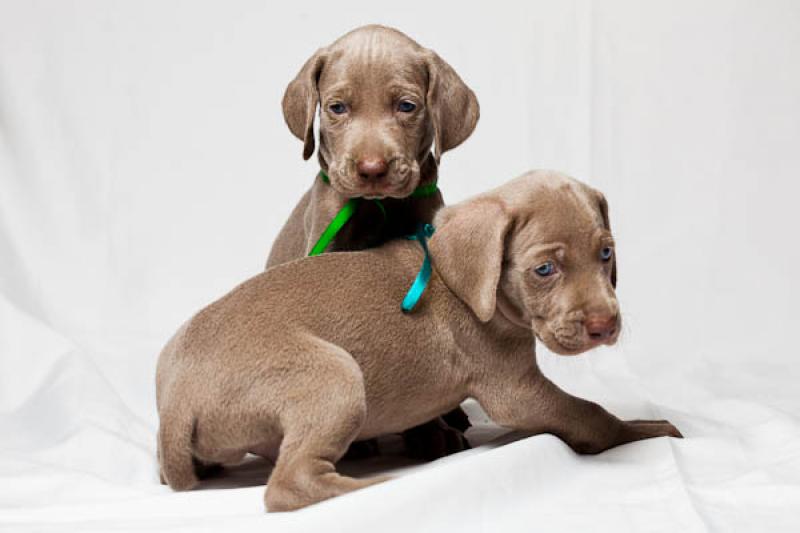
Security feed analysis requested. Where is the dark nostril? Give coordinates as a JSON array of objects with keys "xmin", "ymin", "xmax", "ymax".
[
  {"xmin": 356, "ymin": 157, "xmax": 389, "ymax": 180},
  {"xmin": 585, "ymin": 314, "xmax": 618, "ymax": 341}
]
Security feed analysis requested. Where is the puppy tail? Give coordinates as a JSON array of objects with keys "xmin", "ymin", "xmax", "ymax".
[{"xmin": 157, "ymin": 407, "xmax": 198, "ymax": 491}]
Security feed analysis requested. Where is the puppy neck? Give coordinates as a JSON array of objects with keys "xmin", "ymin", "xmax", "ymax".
[
  {"xmin": 495, "ymin": 290, "xmax": 532, "ymax": 332},
  {"xmin": 476, "ymin": 306, "xmax": 534, "ymax": 355},
  {"xmin": 417, "ymin": 151, "xmax": 438, "ymax": 189}
]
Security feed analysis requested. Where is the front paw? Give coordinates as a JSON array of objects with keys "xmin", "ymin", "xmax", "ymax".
[
  {"xmin": 442, "ymin": 406, "xmax": 472, "ymax": 433},
  {"xmin": 402, "ymin": 419, "xmax": 471, "ymax": 461},
  {"xmin": 342, "ymin": 439, "xmax": 381, "ymax": 460},
  {"xmin": 567, "ymin": 419, "xmax": 682, "ymax": 455},
  {"xmin": 617, "ymin": 419, "xmax": 683, "ymax": 446}
]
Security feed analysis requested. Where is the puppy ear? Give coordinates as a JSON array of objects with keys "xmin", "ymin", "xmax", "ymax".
[
  {"xmin": 430, "ymin": 199, "xmax": 511, "ymax": 322},
  {"xmin": 424, "ymin": 50, "xmax": 480, "ymax": 163},
  {"xmin": 595, "ymin": 190, "xmax": 617, "ymax": 288},
  {"xmin": 282, "ymin": 49, "xmax": 326, "ymax": 160}
]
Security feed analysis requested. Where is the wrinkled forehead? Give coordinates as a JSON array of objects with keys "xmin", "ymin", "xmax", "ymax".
[
  {"xmin": 319, "ymin": 42, "xmax": 427, "ymax": 95},
  {"xmin": 509, "ymin": 182, "xmax": 609, "ymax": 253}
]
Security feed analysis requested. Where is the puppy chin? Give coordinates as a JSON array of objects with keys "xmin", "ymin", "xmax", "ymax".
[
  {"xmin": 533, "ymin": 322, "xmax": 589, "ymax": 356},
  {"xmin": 383, "ymin": 174, "xmax": 420, "ymax": 198},
  {"xmin": 541, "ymin": 337, "xmax": 586, "ymax": 356}
]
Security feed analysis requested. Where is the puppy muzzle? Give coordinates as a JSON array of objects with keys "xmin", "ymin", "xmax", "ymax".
[
  {"xmin": 536, "ymin": 314, "xmax": 621, "ymax": 356},
  {"xmin": 328, "ymin": 157, "xmax": 420, "ymax": 199}
]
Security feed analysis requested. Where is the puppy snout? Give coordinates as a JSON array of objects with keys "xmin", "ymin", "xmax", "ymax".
[
  {"xmin": 356, "ymin": 157, "xmax": 389, "ymax": 181},
  {"xmin": 584, "ymin": 314, "xmax": 619, "ymax": 342}
]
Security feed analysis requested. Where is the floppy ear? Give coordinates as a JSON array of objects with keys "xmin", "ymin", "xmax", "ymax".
[
  {"xmin": 282, "ymin": 49, "xmax": 326, "ymax": 160},
  {"xmin": 595, "ymin": 190, "xmax": 617, "ymax": 288},
  {"xmin": 430, "ymin": 199, "xmax": 511, "ymax": 322},
  {"xmin": 424, "ymin": 50, "xmax": 480, "ymax": 163}
]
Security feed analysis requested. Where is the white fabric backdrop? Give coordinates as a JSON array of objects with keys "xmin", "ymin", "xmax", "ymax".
[{"xmin": 1, "ymin": 1, "xmax": 799, "ymax": 531}]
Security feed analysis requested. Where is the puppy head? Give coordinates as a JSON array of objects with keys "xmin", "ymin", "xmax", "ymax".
[
  {"xmin": 431, "ymin": 170, "xmax": 620, "ymax": 356},
  {"xmin": 282, "ymin": 25, "xmax": 479, "ymax": 199}
]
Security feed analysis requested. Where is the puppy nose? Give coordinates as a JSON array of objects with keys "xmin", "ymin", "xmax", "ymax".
[
  {"xmin": 584, "ymin": 314, "xmax": 618, "ymax": 341},
  {"xmin": 356, "ymin": 157, "xmax": 388, "ymax": 181}
]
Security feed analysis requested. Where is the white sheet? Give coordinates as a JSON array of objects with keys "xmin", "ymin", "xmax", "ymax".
[{"xmin": 2, "ymin": 1, "xmax": 799, "ymax": 531}]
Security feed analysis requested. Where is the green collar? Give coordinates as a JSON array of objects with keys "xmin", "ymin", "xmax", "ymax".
[{"xmin": 309, "ymin": 170, "xmax": 439, "ymax": 256}]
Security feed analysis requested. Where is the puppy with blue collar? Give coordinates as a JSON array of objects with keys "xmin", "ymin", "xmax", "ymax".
[{"xmin": 157, "ymin": 170, "xmax": 681, "ymax": 511}]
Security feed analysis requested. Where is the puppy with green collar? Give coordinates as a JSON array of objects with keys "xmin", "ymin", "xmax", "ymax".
[
  {"xmin": 157, "ymin": 170, "xmax": 681, "ymax": 512},
  {"xmin": 267, "ymin": 24, "xmax": 479, "ymax": 460}
]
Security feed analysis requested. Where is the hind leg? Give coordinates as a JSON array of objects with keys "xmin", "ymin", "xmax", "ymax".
[{"xmin": 263, "ymin": 347, "xmax": 389, "ymax": 512}]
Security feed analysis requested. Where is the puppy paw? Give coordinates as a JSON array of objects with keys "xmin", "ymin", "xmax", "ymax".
[
  {"xmin": 265, "ymin": 471, "xmax": 390, "ymax": 512},
  {"xmin": 192, "ymin": 458, "xmax": 224, "ymax": 480},
  {"xmin": 616, "ymin": 419, "xmax": 683, "ymax": 446},
  {"xmin": 402, "ymin": 418, "xmax": 470, "ymax": 461},
  {"xmin": 565, "ymin": 419, "xmax": 682, "ymax": 455},
  {"xmin": 625, "ymin": 419, "xmax": 683, "ymax": 437},
  {"xmin": 441, "ymin": 406, "xmax": 472, "ymax": 433},
  {"xmin": 442, "ymin": 425, "xmax": 472, "ymax": 454},
  {"xmin": 342, "ymin": 438, "xmax": 381, "ymax": 460}
]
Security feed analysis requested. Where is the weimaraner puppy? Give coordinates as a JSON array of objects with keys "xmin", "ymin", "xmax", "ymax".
[
  {"xmin": 267, "ymin": 24, "xmax": 478, "ymax": 264},
  {"xmin": 158, "ymin": 170, "xmax": 681, "ymax": 511},
  {"xmin": 267, "ymin": 24, "xmax": 479, "ymax": 458}
]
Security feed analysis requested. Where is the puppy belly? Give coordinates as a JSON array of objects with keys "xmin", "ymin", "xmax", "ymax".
[
  {"xmin": 194, "ymin": 446, "xmax": 248, "ymax": 466},
  {"xmin": 249, "ymin": 440, "xmax": 281, "ymax": 462},
  {"xmin": 358, "ymin": 392, "xmax": 465, "ymax": 439}
]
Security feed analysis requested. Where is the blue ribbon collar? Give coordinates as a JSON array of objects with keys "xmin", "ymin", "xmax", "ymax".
[{"xmin": 401, "ymin": 223, "xmax": 435, "ymax": 313}]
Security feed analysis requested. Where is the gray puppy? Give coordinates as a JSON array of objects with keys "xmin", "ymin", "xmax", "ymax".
[
  {"xmin": 267, "ymin": 24, "xmax": 480, "ymax": 458},
  {"xmin": 267, "ymin": 24, "xmax": 479, "ymax": 264},
  {"xmin": 158, "ymin": 170, "xmax": 681, "ymax": 511}
]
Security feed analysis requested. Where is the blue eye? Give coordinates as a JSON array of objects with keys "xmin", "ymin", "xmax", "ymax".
[
  {"xmin": 600, "ymin": 247, "xmax": 613, "ymax": 261},
  {"xmin": 534, "ymin": 262, "xmax": 556, "ymax": 277},
  {"xmin": 397, "ymin": 100, "xmax": 416, "ymax": 113},
  {"xmin": 328, "ymin": 102, "xmax": 347, "ymax": 115}
]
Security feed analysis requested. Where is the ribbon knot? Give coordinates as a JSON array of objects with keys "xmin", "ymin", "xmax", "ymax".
[
  {"xmin": 407, "ymin": 223, "xmax": 435, "ymax": 241},
  {"xmin": 309, "ymin": 170, "xmax": 438, "ymax": 256}
]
